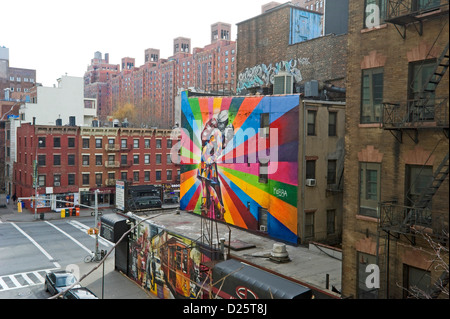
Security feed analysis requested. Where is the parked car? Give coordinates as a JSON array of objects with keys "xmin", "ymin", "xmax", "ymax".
[
  {"xmin": 62, "ymin": 287, "xmax": 98, "ymax": 299},
  {"xmin": 44, "ymin": 271, "xmax": 80, "ymax": 296}
]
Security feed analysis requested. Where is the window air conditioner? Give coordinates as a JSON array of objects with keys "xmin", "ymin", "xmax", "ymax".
[
  {"xmin": 259, "ymin": 225, "xmax": 268, "ymax": 232},
  {"xmin": 54, "ymin": 182, "xmax": 60, "ymax": 187},
  {"xmin": 306, "ymin": 179, "xmax": 316, "ymax": 187}
]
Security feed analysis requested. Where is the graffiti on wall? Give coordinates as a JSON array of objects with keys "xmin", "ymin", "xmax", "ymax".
[
  {"xmin": 179, "ymin": 92, "xmax": 300, "ymax": 243},
  {"xmin": 236, "ymin": 58, "xmax": 310, "ymax": 94},
  {"xmin": 129, "ymin": 222, "xmax": 214, "ymax": 299}
]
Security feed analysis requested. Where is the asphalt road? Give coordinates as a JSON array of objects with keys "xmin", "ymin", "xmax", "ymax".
[{"xmin": 0, "ymin": 217, "xmax": 154, "ymax": 299}]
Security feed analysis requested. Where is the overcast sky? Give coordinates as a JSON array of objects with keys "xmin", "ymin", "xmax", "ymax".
[{"xmin": 1, "ymin": 0, "xmax": 271, "ymax": 87}]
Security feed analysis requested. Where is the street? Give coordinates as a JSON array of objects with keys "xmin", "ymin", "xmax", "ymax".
[{"xmin": 0, "ymin": 216, "xmax": 154, "ymax": 299}]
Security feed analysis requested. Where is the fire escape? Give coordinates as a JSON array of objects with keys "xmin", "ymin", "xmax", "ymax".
[{"xmin": 378, "ymin": 0, "xmax": 449, "ymax": 298}]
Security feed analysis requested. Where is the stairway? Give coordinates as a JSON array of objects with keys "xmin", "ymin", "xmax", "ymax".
[
  {"xmin": 422, "ymin": 42, "xmax": 449, "ymax": 98},
  {"xmin": 414, "ymin": 151, "xmax": 449, "ymax": 209}
]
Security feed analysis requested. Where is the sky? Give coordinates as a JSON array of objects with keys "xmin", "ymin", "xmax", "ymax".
[{"xmin": 1, "ymin": 0, "xmax": 272, "ymax": 87}]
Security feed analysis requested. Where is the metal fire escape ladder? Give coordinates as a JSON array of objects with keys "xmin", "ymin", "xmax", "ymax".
[
  {"xmin": 418, "ymin": 42, "xmax": 449, "ymax": 101},
  {"xmin": 407, "ymin": 42, "xmax": 450, "ymax": 131},
  {"xmin": 385, "ymin": 0, "xmax": 449, "ymax": 39},
  {"xmin": 383, "ymin": 42, "xmax": 449, "ymax": 143},
  {"xmin": 414, "ymin": 151, "xmax": 449, "ymax": 210},
  {"xmin": 400, "ymin": 151, "xmax": 449, "ymax": 234}
]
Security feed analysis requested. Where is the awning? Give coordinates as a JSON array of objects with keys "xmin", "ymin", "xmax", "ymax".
[{"xmin": 212, "ymin": 259, "xmax": 312, "ymax": 299}]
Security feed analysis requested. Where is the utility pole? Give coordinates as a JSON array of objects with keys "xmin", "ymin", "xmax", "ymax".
[{"xmin": 94, "ymin": 189, "xmax": 101, "ymax": 261}]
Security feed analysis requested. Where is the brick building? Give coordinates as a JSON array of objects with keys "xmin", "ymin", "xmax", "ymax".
[
  {"xmin": 342, "ymin": 0, "xmax": 449, "ymax": 299},
  {"xmin": 86, "ymin": 23, "xmax": 237, "ymax": 130},
  {"xmin": 83, "ymin": 52, "xmax": 120, "ymax": 123},
  {"xmin": 0, "ymin": 46, "xmax": 36, "ymax": 100},
  {"xmin": 236, "ymin": 2, "xmax": 346, "ymax": 95},
  {"xmin": 13, "ymin": 123, "xmax": 179, "ymax": 211}
]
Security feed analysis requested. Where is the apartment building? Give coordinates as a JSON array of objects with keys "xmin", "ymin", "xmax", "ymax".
[
  {"xmin": 342, "ymin": 0, "xmax": 449, "ymax": 299},
  {"xmin": 84, "ymin": 52, "xmax": 120, "ymax": 123},
  {"xmin": 86, "ymin": 23, "xmax": 237, "ymax": 130},
  {"xmin": 13, "ymin": 123, "xmax": 179, "ymax": 211},
  {"xmin": 0, "ymin": 46, "xmax": 36, "ymax": 100}
]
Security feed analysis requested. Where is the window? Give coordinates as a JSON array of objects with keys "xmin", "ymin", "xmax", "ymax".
[
  {"xmin": 95, "ymin": 173, "xmax": 102, "ymax": 186},
  {"xmin": 408, "ymin": 60, "xmax": 436, "ymax": 121},
  {"xmin": 259, "ymin": 161, "xmax": 268, "ymax": 183},
  {"xmin": 38, "ymin": 137, "xmax": 46, "ymax": 147},
  {"xmin": 68, "ymin": 154, "xmax": 75, "ymax": 166},
  {"xmin": 144, "ymin": 154, "xmax": 150, "ymax": 164},
  {"xmin": 53, "ymin": 174, "xmax": 61, "ymax": 186},
  {"xmin": 156, "ymin": 170, "xmax": 161, "ymax": 181},
  {"xmin": 156, "ymin": 139, "xmax": 161, "ymax": 149},
  {"xmin": 327, "ymin": 160, "xmax": 337, "ymax": 184},
  {"xmin": 68, "ymin": 138, "xmax": 75, "ymax": 148},
  {"xmin": 38, "ymin": 155, "xmax": 46, "ymax": 166},
  {"xmin": 166, "ymin": 153, "xmax": 172, "ymax": 164},
  {"xmin": 167, "ymin": 139, "xmax": 172, "ymax": 148},
  {"xmin": 166, "ymin": 170, "xmax": 172, "ymax": 181},
  {"xmin": 156, "ymin": 154, "xmax": 161, "ymax": 164},
  {"xmin": 144, "ymin": 171, "xmax": 150, "ymax": 181},
  {"xmin": 364, "ymin": 0, "xmax": 386, "ymax": 29},
  {"xmin": 95, "ymin": 138, "xmax": 102, "ymax": 148},
  {"xmin": 68, "ymin": 174, "xmax": 75, "ymax": 185},
  {"xmin": 121, "ymin": 139, "xmax": 127, "ymax": 149},
  {"xmin": 121, "ymin": 155, "xmax": 128, "ymax": 165},
  {"xmin": 121, "ymin": 172, "xmax": 127, "ymax": 180},
  {"xmin": 133, "ymin": 139, "xmax": 139, "ymax": 148},
  {"xmin": 307, "ymin": 110, "xmax": 316, "ymax": 136},
  {"xmin": 82, "ymin": 174, "xmax": 90, "ymax": 185},
  {"xmin": 359, "ymin": 162, "xmax": 381, "ymax": 217},
  {"xmin": 108, "ymin": 155, "xmax": 115, "ymax": 165},
  {"xmin": 82, "ymin": 155, "xmax": 89, "ymax": 166},
  {"xmin": 403, "ymin": 265, "xmax": 431, "ymax": 299},
  {"xmin": 82, "ymin": 138, "xmax": 89, "ymax": 148},
  {"xmin": 144, "ymin": 139, "xmax": 151, "ymax": 149},
  {"xmin": 133, "ymin": 171, "xmax": 139, "ymax": 182},
  {"xmin": 327, "ymin": 209, "xmax": 336, "ymax": 235},
  {"xmin": 306, "ymin": 160, "xmax": 316, "ymax": 180},
  {"xmin": 305, "ymin": 211, "xmax": 315, "ymax": 238},
  {"xmin": 361, "ymin": 68, "xmax": 383, "ymax": 123},
  {"xmin": 413, "ymin": 0, "xmax": 440, "ymax": 11},
  {"xmin": 38, "ymin": 175, "xmax": 46, "ymax": 187},
  {"xmin": 95, "ymin": 155, "xmax": 102, "ymax": 166},
  {"xmin": 329, "ymin": 112, "xmax": 337, "ymax": 136},
  {"xmin": 53, "ymin": 137, "xmax": 61, "ymax": 148},
  {"xmin": 406, "ymin": 165, "xmax": 433, "ymax": 209},
  {"xmin": 54, "ymin": 155, "xmax": 61, "ymax": 166},
  {"xmin": 133, "ymin": 155, "xmax": 139, "ymax": 164},
  {"xmin": 260, "ymin": 113, "xmax": 270, "ymax": 138},
  {"xmin": 357, "ymin": 252, "xmax": 378, "ymax": 299}
]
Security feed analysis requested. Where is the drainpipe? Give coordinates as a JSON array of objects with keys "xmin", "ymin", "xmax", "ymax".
[{"xmin": 301, "ymin": 99, "xmax": 307, "ymax": 244}]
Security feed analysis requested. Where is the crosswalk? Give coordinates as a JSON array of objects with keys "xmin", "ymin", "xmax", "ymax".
[{"xmin": 0, "ymin": 269, "xmax": 55, "ymax": 292}]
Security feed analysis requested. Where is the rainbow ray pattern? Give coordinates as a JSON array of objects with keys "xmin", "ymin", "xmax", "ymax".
[{"xmin": 180, "ymin": 91, "xmax": 300, "ymax": 244}]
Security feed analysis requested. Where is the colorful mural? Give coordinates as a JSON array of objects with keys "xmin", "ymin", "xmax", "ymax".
[
  {"xmin": 129, "ymin": 221, "xmax": 215, "ymax": 299},
  {"xmin": 179, "ymin": 92, "xmax": 300, "ymax": 244}
]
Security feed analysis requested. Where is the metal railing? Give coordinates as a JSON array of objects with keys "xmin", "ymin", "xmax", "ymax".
[
  {"xmin": 383, "ymin": 96, "xmax": 449, "ymax": 129},
  {"xmin": 386, "ymin": 0, "xmax": 449, "ymax": 18},
  {"xmin": 380, "ymin": 202, "xmax": 448, "ymax": 239}
]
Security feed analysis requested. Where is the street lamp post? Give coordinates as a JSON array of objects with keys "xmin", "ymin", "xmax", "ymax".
[{"xmin": 34, "ymin": 139, "xmax": 43, "ymax": 220}]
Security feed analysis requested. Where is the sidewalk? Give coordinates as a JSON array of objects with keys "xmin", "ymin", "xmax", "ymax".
[{"xmin": 0, "ymin": 195, "xmax": 97, "ymax": 223}]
